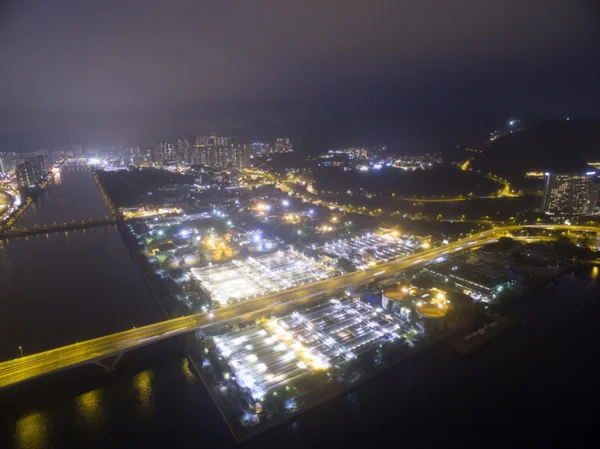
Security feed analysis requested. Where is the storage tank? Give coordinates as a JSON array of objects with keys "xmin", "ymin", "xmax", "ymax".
[
  {"xmin": 204, "ymin": 249, "xmax": 223, "ymax": 262},
  {"xmin": 183, "ymin": 252, "xmax": 200, "ymax": 266},
  {"xmin": 164, "ymin": 255, "xmax": 180, "ymax": 270},
  {"xmin": 247, "ymin": 241, "xmax": 262, "ymax": 253},
  {"xmin": 263, "ymin": 239, "xmax": 278, "ymax": 251},
  {"xmin": 415, "ymin": 301, "xmax": 448, "ymax": 332},
  {"xmin": 381, "ymin": 284, "xmax": 411, "ymax": 310}
]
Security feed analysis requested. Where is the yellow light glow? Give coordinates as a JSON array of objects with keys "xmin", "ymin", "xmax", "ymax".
[
  {"xmin": 181, "ymin": 357, "xmax": 196, "ymax": 383},
  {"xmin": 75, "ymin": 389, "xmax": 104, "ymax": 427},
  {"xmin": 13, "ymin": 411, "xmax": 50, "ymax": 449},
  {"xmin": 133, "ymin": 370, "xmax": 154, "ymax": 416}
]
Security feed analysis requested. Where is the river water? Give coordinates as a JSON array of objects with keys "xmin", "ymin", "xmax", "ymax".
[
  {"xmin": 0, "ymin": 170, "xmax": 599, "ymax": 449},
  {"xmin": 0, "ymin": 171, "xmax": 163, "ymax": 361},
  {"xmin": 15, "ymin": 169, "xmax": 112, "ymax": 228}
]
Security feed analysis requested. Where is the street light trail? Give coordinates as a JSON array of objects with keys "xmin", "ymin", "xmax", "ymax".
[{"xmin": 0, "ymin": 224, "xmax": 597, "ymax": 390}]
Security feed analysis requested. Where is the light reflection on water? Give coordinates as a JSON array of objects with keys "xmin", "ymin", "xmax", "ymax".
[
  {"xmin": 181, "ymin": 357, "xmax": 197, "ymax": 383},
  {"xmin": 75, "ymin": 389, "xmax": 104, "ymax": 430},
  {"xmin": 13, "ymin": 411, "xmax": 51, "ymax": 449},
  {"xmin": 3, "ymin": 266, "xmax": 599, "ymax": 449},
  {"xmin": 133, "ymin": 370, "xmax": 155, "ymax": 418}
]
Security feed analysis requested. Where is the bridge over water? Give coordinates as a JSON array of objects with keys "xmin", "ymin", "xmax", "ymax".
[
  {"xmin": 0, "ymin": 170, "xmax": 118, "ymax": 237},
  {"xmin": 0, "ymin": 216, "xmax": 117, "ymax": 238},
  {"xmin": 1, "ymin": 224, "xmax": 597, "ymax": 391}
]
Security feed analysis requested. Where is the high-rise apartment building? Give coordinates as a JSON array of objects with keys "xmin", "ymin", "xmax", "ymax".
[
  {"xmin": 542, "ymin": 172, "xmax": 600, "ymax": 216},
  {"xmin": 152, "ymin": 142, "xmax": 177, "ymax": 164},
  {"xmin": 197, "ymin": 145, "xmax": 249, "ymax": 169},
  {"xmin": 16, "ymin": 156, "xmax": 46, "ymax": 188},
  {"xmin": 327, "ymin": 147, "xmax": 369, "ymax": 159},
  {"xmin": 274, "ymin": 137, "xmax": 293, "ymax": 153},
  {"xmin": 194, "ymin": 136, "xmax": 214, "ymax": 147},
  {"xmin": 176, "ymin": 139, "xmax": 191, "ymax": 163},
  {"xmin": 250, "ymin": 142, "xmax": 271, "ymax": 155}
]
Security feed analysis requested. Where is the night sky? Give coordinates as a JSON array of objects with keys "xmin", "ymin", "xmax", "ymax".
[{"xmin": 0, "ymin": 0, "xmax": 598, "ymax": 151}]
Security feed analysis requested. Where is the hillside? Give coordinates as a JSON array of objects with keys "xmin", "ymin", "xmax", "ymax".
[{"xmin": 471, "ymin": 119, "xmax": 600, "ymax": 184}]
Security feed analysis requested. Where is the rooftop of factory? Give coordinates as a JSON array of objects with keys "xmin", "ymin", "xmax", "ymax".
[
  {"xmin": 317, "ymin": 232, "xmax": 416, "ymax": 269},
  {"xmin": 212, "ymin": 298, "xmax": 404, "ymax": 400},
  {"xmin": 423, "ymin": 260, "xmax": 509, "ymax": 291},
  {"xmin": 191, "ymin": 249, "xmax": 332, "ymax": 305}
]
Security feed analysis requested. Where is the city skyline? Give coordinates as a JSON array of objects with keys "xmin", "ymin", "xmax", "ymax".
[{"xmin": 1, "ymin": 2, "xmax": 600, "ymax": 448}]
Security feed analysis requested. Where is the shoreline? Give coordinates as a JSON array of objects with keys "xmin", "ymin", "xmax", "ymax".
[
  {"xmin": 190, "ymin": 259, "xmax": 589, "ymax": 443},
  {"xmin": 0, "ymin": 171, "xmax": 52, "ymax": 231}
]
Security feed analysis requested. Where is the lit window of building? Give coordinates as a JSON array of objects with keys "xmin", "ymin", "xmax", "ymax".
[{"xmin": 542, "ymin": 172, "xmax": 600, "ymax": 216}]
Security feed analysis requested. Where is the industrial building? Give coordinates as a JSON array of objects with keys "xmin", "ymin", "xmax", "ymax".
[
  {"xmin": 318, "ymin": 233, "xmax": 415, "ymax": 269},
  {"xmin": 212, "ymin": 298, "xmax": 403, "ymax": 400},
  {"xmin": 191, "ymin": 250, "xmax": 331, "ymax": 305},
  {"xmin": 422, "ymin": 261, "xmax": 512, "ymax": 303}
]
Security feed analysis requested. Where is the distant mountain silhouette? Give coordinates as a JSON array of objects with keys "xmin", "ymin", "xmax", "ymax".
[
  {"xmin": 0, "ymin": 131, "xmax": 70, "ymax": 153},
  {"xmin": 472, "ymin": 119, "xmax": 600, "ymax": 182}
]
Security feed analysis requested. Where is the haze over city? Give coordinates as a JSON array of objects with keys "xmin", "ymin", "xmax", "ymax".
[
  {"xmin": 1, "ymin": 2, "xmax": 600, "ymax": 449},
  {"xmin": 1, "ymin": 0, "xmax": 599, "ymax": 149}
]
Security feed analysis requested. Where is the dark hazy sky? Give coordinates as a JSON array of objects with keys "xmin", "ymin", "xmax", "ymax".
[{"xmin": 0, "ymin": 0, "xmax": 598, "ymax": 150}]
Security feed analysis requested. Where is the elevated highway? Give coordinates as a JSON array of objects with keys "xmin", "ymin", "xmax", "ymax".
[{"xmin": 0, "ymin": 224, "xmax": 598, "ymax": 390}]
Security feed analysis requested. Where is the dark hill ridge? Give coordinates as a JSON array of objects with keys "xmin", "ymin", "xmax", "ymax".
[{"xmin": 472, "ymin": 119, "xmax": 600, "ymax": 183}]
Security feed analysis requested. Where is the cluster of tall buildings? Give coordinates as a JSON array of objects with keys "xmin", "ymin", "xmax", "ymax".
[
  {"xmin": 274, "ymin": 138, "xmax": 293, "ymax": 154},
  {"xmin": 15, "ymin": 155, "xmax": 47, "ymax": 188},
  {"xmin": 542, "ymin": 171, "xmax": 600, "ymax": 216},
  {"xmin": 150, "ymin": 135, "xmax": 293, "ymax": 170},
  {"xmin": 325, "ymin": 147, "xmax": 369, "ymax": 159},
  {"xmin": 191, "ymin": 136, "xmax": 249, "ymax": 169}
]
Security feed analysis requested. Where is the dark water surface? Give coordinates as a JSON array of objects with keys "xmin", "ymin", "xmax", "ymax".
[
  {"xmin": 1, "ymin": 171, "xmax": 599, "ymax": 448},
  {"xmin": 16, "ymin": 170, "xmax": 112, "ymax": 228},
  {"xmin": 0, "ymin": 267, "xmax": 598, "ymax": 449},
  {"xmin": 0, "ymin": 170, "xmax": 163, "ymax": 360},
  {"xmin": 0, "ymin": 227, "xmax": 164, "ymax": 360}
]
